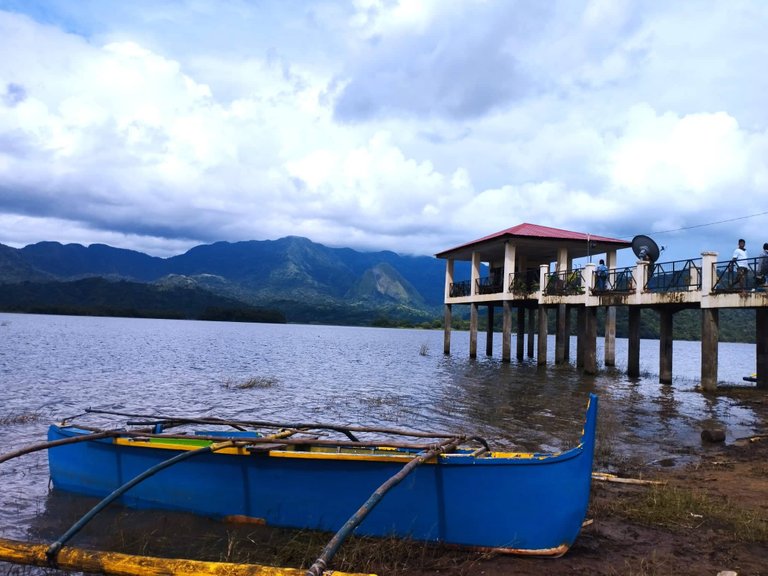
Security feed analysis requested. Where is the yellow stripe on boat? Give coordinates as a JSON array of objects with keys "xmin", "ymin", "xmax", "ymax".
[
  {"xmin": 113, "ymin": 437, "xmax": 250, "ymax": 456},
  {"xmin": 479, "ymin": 451, "xmax": 538, "ymax": 459},
  {"xmin": 267, "ymin": 450, "xmax": 430, "ymax": 463}
]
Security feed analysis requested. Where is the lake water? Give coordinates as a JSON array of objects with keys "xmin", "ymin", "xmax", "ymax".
[{"xmin": 1, "ymin": 312, "xmax": 766, "ymax": 560}]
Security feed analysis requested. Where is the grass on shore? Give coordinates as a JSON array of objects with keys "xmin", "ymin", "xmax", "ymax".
[
  {"xmin": 107, "ymin": 524, "xmax": 487, "ymax": 576},
  {"xmin": 597, "ymin": 482, "xmax": 768, "ymax": 542}
]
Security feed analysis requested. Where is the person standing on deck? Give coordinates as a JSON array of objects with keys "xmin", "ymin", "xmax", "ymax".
[
  {"xmin": 730, "ymin": 238, "xmax": 749, "ymax": 290},
  {"xmin": 757, "ymin": 243, "xmax": 768, "ymax": 288},
  {"xmin": 595, "ymin": 259, "xmax": 608, "ymax": 291}
]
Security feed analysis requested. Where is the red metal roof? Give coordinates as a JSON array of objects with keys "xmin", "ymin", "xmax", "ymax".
[
  {"xmin": 435, "ymin": 222, "xmax": 631, "ymax": 258},
  {"xmin": 476, "ymin": 223, "xmax": 627, "ymax": 243}
]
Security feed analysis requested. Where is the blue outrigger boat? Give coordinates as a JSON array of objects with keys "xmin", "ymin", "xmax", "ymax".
[{"xmin": 0, "ymin": 394, "xmax": 597, "ymax": 575}]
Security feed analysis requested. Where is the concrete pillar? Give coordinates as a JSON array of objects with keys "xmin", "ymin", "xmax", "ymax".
[
  {"xmin": 443, "ymin": 304, "xmax": 452, "ymax": 355},
  {"xmin": 701, "ymin": 308, "xmax": 719, "ymax": 391},
  {"xmin": 576, "ymin": 306, "xmax": 586, "ymax": 367},
  {"xmin": 563, "ymin": 305, "xmax": 571, "ymax": 362},
  {"xmin": 502, "ymin": 301, "xmax": 512, "ymax": 362},
  {"xmin": 700, "ymin": 251, "xmax": 720, "ymax": 388},
  {"xmin": 516, "ymin": 306, "xmax": 525, "ymax": 361},
  {"xmin": 757, "ymin": 309, "xmax": 768, "ymax": 389},
  {"xmin": 555, "ymin": 304, "xmax": 567, "ymax": 363},
  {"xmin": 659, "ymin": 308, "xmax": 674, "ymax": 384},
  {"xmin": 628, "ymin": 307, "xmax": 641, "ymax": 377},
  {"xmin": 442, "ymin": 261, "xmax": 454, "ymax": 355},
  {"xmin": 444, "ymin": 259, "xmax": 455, "ymax": 300},
  {"xmin": 486, "ymin": 305, "xmax": 494, "ymax": 357},
  {"xmin": 633, "ymin": 261, "xmax": 649, "ymax": 303},
  {"xmin": 557, "ymin": 247, "xmax": 568, "ymax": 274},
  {"xmin": 700, "ymin": 251, "xmax": 718, "ymax": 294},
  {"xmin": 604, "ymin": 251, "xmax": 617, "ymax": 367},
  {"xmin": 537, "ymin": 305, "xmax": 548, "ymax": 365},
  {"xmin": 527, "ymin": 307, "xmax": 535, "ymax": 358},
  {"xmin": 584, "ymin": 306, "xmax": 598, "ymax": 375},
  {"xmin": 605, "ymin": 306, "xmax": 616, "ymax": 366},
  {"xmin": 469, "ymin": 303, "xmax": 478, "ymax": 359},
  {"xmin": 470, "ymin": 251, "xmax": 481, "ymax": 295},
  {"xmin": 503, "ymin": 242, "xmax": 516, "ymax": 295}
]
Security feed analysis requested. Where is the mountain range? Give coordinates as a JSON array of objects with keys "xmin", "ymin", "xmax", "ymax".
[{"xmin": 0, "ymin": 237, "xmax": 456, "ymax": 325}]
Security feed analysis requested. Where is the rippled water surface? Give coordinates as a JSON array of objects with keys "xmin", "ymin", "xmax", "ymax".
[{"xmin": 1, "ymin": 312, "xmax": 766, "ymax": 554}]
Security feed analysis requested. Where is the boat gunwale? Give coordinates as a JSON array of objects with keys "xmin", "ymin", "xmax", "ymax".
[{"xmin": 49, "ymin": 424, "xmax": 586, "ymax": 465}]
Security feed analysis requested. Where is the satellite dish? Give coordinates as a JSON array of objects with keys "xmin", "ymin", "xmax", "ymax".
[{"xmin": 631, "ymin": 235, "xmax": 660, "ymax": 263}]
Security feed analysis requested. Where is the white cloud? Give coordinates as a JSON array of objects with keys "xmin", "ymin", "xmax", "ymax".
[
  {"xmin": 610, "ymin": 106, "xmax": 749, "ymax": 196},
  {"xmin": 1, "ymin": 1, "xmax": 768, "ymax": 263}
]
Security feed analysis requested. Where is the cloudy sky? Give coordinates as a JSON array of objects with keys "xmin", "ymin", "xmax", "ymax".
[{"xmin": 0, "ymin": 0, "xmax": 766, "ymax": 265}]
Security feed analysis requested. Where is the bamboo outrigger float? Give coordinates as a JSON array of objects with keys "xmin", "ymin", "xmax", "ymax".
[
  {"xmin": 0, "ymin": 394, "xmax": 598, "ymax": 575},
  {"xmin": 0, "ymin": 537, "xmax": 374, "ymax": 576}
]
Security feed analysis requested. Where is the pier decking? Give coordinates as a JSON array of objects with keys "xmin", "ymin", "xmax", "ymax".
[{"xmin": 436, "ymin": 224, "xmax": 767, "ymax": 391}]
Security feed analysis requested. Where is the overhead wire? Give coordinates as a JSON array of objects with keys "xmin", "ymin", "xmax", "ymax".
[{"xmin": 617, "ymin": 209, "xmax": 768, "ymax": 240}]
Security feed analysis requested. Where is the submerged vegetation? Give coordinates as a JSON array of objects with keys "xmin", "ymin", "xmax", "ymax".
[
  {"xmin": 222, "ymin": 376, "xmax": 279, "ymax": 390},
  {"xmin": 0, "ymin": 411, "xmax": 42, "ymax": 426}
]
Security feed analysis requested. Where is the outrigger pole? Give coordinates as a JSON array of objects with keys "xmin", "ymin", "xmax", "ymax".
[
  {"xmin": 83, "ymin": 407, "xmax": 465, "ymax": 441},
  {"xmin": 0, "ymin": 430, "xmax": 121, "ymax": 464},
  {"xmin": 306, "ymin": 436, "xmax": 462, "ymax": 576}
]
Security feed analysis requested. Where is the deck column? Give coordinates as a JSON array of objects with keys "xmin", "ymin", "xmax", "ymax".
[
  {"xmin": 501, "ymin": 301, "xmax": 512, "ymax": 362},
  {"xmin": 503, "ymin": 241, "xmax": 516, "ymax": 294},
  {"xmin": 584, "ymin": 306, "xmax": 598, "ymax": 375},
  {"xmin": 604, "ymin": 251, "xmax": 618, "ymax": 367},
  {"xmin": 443, "ymin": 304, "xmax": 452, "ymax": 355},
  {"xmin": 537, "ymin": 305, "xmax": 548, "ymax": 364},
  {"xmin": 527, "ymin": 307, "xmax": 535, "ymax": 358},
  {"xmin": 486, "ymin": 305, "xmax": 495, "ymax": 357},
  {"xmin": 516, "ymin": 307, "xmax": 525, "ymax": 361},
  {"xmin": 576, "ymin": 306, "xmax": 585, "ymax": 367},
  {"xmin": 605, "ymin": 306, "xmax": 616, "ymax": 366},
  {"xmin": 469, "ymin": 303, "xmax": 478, "ymax": 359},
  {"xmin": 563, "ymin": 305, "xmax": 571, "ymax": 362},
  {"xmin": 757, "ymin": 308, "xmax": 768, "ymax": 389},
  {"xmin": 442, "ymin": 260, "xmax": 454, "ymax": 355},
  {"xmin": 628, "ymin": 307, "xmax": 641, "ymax": 377},
  {"xmin": 701, "ymin": 308, "xmax": 719, "ymax": 391},
  {"xmin": 555, "ymin": 304, "xmax": 567, "ymax": 363},
  {"xmin": 659, "ymin": 308, "xmax": 674, "ymax": 384}
]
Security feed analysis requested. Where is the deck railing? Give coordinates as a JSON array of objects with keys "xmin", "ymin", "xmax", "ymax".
[
  {"xmin": 544, "ymin": 269, "xmax": 585, "ymax": 296},
  {"xmin": 712, "ymin": 257, "xmax": 768, "ymax": 292},
  {"xmin": 507, "ymin": 271, "xmax": 539, "ymax": 295},
  {"xmin": 591, "ymin": 266, "xmax": 635, "ymax": 294},
  {"xmin": 449, "ymin": 279, "xmax": 472, "ymax": 297},
  {"xmin": 644, "ymin": 259, "xmax": 701, "ymax": 292},
  {"xmin": 476, "ymin": 275, "xmax": 504, "ymax": 295}
]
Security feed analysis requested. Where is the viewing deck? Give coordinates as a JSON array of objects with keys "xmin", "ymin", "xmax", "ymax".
[
  {"xmin": 445, "ymin": 252, "xmax": 768, "ymax": 309},
  {"xmin": 441, "ymin": 252, "xmax": 767, "ymax": 391},
  {"xmin": 436, "ymin": 223, "xmax": 767, "ymax": 391}
]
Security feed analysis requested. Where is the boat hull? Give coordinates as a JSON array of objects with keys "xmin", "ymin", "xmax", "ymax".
[{"xmin": 47, "ymin": 396, "xmax": 597, "ymax": 554}]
